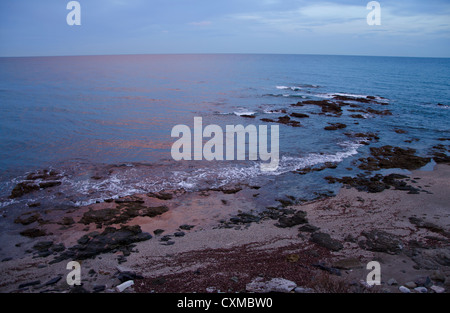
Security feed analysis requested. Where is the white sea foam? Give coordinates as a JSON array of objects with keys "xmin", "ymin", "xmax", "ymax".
[{"xmin": 233, "ymin": 111, "xmax": 256, "ymax": 116}]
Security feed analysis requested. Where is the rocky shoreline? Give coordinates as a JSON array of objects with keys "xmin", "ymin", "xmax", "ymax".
[
  {"xmin": 0, "ymin": 92, "xmax": 449, "ymax": 293},
  {"xmin": 0, "ymin": 161, "xmax": 449, "ymax": 293}
]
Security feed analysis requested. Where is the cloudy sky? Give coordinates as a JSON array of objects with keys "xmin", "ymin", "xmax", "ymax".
[{"xmin": 0, "ymin": 0, "xmax": 449, "ymax": 57}]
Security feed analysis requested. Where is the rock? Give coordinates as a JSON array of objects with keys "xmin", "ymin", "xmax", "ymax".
[
  {"xmin": 404, "ymin": 281, "xmax": 417, "ymax": 289},
  {"xmin": 20, "ymin": 228, "xmax": 46, "ymax": 238},
  {"xmin": 310, "ymin": 232, "xmax": 343, "ymax": 251},
  {"xmin": 179, "ymin": 225, "xmax": 195, "ymax": 231},
  {"xmin": 313, "ymin": 263, "xmax": 341, "ymax": 276},
  {"xmin": 358, "ymin": 146, "xmax": 431, "ymax": 171},
  {"xmin": 358, "ymin": 230, "xmax": 403, "ymax": 255},
  {"xmin": 387, "ymin": 278, "xmax": 398, "ymax": 286},
  {"xmin": 290, "ymin": 113, "xmax": 309, "ymax": 119},
  {"xmin": 1, "ymin": 257, "xmax": 13, "ymax": 262},
  {"xmin": 174, "ymin": 232, "xmax": 185, "ymax": 237},
  {"xmin": 10, "ymin": 182, "xmax": 39, "ymax": 199},
  {"xmin": 414, "ymin": 276, "xmax": 432, "ymax": 288},
  {"xmin": 160, "ymin": 235, "xmax": 172, "ymax": 242},
  {"xmin": 324, "ymin": 123, "xmax": 347, "ymax": 131},
  {"xmin": 410, "ymin": 248, "xmax": 450, "ymax": 269},
  {"xmin": 230, "ymin": 213, "xmax": 261, "ymax": 224},
  {"xmin": 298, "ymin": 224, "xmax": 319, "ymax": 233},
  {"xmin": 430, "ymin": 285, "xmax": 445, "ymax": 293},
  {"xmin": 116, "ymin": 271, "xmax": 144, "ymax": 283},
  {"xmin": 93, "ymin": 285, "xmax": 106, "ymax": 293},
  {"xmin": 50, "ymin": 226, "xmax": 152, "ymax": 263},
  {"xmin": 153, "ymin": 229, "xmax": 165, "ymax": 236},
  {"xmin": 246, "ymin": 277, "xmax": 297, "ymax": 293},
  {"xmin": 294, "ymin": 287, "xmax": 313, "ymax": 293},
  {"xmin": 276, "ymin": 211, "xmax": 308, "ymax": 228},
  {"xmin": 115, "ymin": 281, "xmax": 134, "ymax": 292},
  {"xmin": 414, "ymin": 287, "xmax": 428, "ymax": 293},
  {"xmin": 33, "ymin": 241, "xmax": 54, "ymax": 252},
  {"xmin": 399, "ymin": 286, "xmax": 411, "ymax": 293},
  {"xmin": 59, "ymin": 217, "xmax": 75, "ymax": 226},
  {"xmin": 261, "ymin": 115, "xmax": 301, "ymax": 127},
  {"xmin": 18, "ymin": 280, "xmax": 41, "ymax": 289},
  {"xmin": 332, "ymin": 258, "xmax": 362, "ymax": 270},
  {"xmin": 430, "ymin": 270, "xmax": 446, "ymax": 282},
  {"xmin": 14, "ymin": 212, "xmax": 41, "ymax": 226},
  {"xmin": 44, "ymin": 276, "xmax": 62, "ymax": 286},
  {"xmin": 147, "ymin": 191, "xmax": 173, "ymax": 200}
]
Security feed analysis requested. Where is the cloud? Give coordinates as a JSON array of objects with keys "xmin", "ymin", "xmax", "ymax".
[{"xmin": 189, "ymin": 21, "xmax": 212, "ymax": 27}]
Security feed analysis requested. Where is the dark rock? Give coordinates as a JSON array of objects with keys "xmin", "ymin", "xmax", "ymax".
[
  {"xmin": 414, "ymin": 276, "xmax": 433, "ymax": 288},
  {"xmin": 153, "ymin": 229, "xmax": 165, "ymax": 236},
  {"xmin": 10, "ymin": 182, "xmax": 39, "ymax": 199},
  {"xmin": 160, "ymin": 235, "xmax": 172, "ymax": 242},
  {"xmin": 324, "ymin": 123, "xmax": 347, "ymax": 131},
  {"xmin": 117, "ymin": 271, "xmax": 144, "ymax": 283},
  {"xmin": 50, "ymin": 226, "xmax": 152, "ymax": 263},
  {"xmin": 14, "ymin": 212, "xmax": 41, "ymax": 226},
  {"xmin": 409, "ymin": 217, "xmax": 450, "ymax": 238},
  {"xmin": 290, "ymin": 113, "xmax": 309, "ymax": 119},
  {"xmin": 261, "ymin": 115, "xmax": 301, "ymax": 127},
  {"xmin": 38, "ymin": 181, "xmax": 62, "ymax": 189},
  {"xmin": 230, "ymin": 213, "xmax": 261, "ymax": 224},
  {"xmin": 1, "ymin": 257, "xmax": 13, "ymax": 262},
  {"xmin": 59, "ymin": 217, "xmax": 75, "ymax": 226},
  {"xmin": 174, "ymin": 232, "xmax": 185, "ymax": 237},
  {"xmin": 147, "ymin": 191, "xmax": 174, "ymax": 200},
  {"xmin": 20, "ymin": 228, "xmax": 46, "ymax": 238},
  {"xmin": 18, "ymin": 280, "xmax": 41, "ymax": 289},
  {"xmin": 44, "ymin": 276, "xmax": 62, "ymax": 286},
  {"xmin": 359, "ymin": 230, "xmax": 403, "ymax": 254},
  {"xmin": 276, "ymin": 211, "xmax": 308, "ymax": 228},
  {"xmin": 310, "ymin": 232, "xmax": 343, "ymax": 251},
  {"xmin": 179, "ymin": 225, "xmax": 195, "ymax": 231},
  {"xmin": 358, "ymin": 146, "xmax": 431, "ymax": 171},
  {"xmin": 312, "ymin": 262, "xmax": 342, "ymax": 276},
  {"xmin": 33, "ymin": 241, "xmax": 54, "ymax": 252},
  {"xmin": 299, "ymin": 224, "xmax": 319, "ymax": 233},
  {"xmin": 93, "ymin": 285, "xmax": 106, "ymax": 293}
]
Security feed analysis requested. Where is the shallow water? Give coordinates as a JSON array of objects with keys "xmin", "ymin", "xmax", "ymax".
[{"xmin": 0, "ymin": 54, "xmax": 449, "ymax": 208}]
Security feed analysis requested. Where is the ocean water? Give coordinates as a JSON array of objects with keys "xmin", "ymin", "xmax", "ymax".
[{"xmin": 0, "ymin": 54, "xmax": 449, "ymax": 209}]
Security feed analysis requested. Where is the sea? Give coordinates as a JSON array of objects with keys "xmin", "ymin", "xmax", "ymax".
[{"xmin": 0, "ymin": 54, "xmax": 449, "ymax": 211}]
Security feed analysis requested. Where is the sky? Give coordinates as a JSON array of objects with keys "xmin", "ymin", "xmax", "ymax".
[{"xmin": 0, "ymin": 0, "xmax": 449, "ymax": 57}]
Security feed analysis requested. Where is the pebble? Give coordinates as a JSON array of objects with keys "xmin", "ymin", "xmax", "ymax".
[
  {"xmin": 414, "ymin": 287, "xmax": 428, "ymax": 293},
  {"xmin": 404, "ymin": 281, "xmax": 417, "ymax": 289},
  {"xmin": 387, "ymin": 278, "xmax": 398, "ymax": 286},
  {"xmin": 294, "ymin": 287, "xmax": 314, "ymax": 293},
  {"xmin": 399, "ymin": 286, "xmax": 411, "ymax": 293},
  {"xmin": 430, "ymin": 285, "xmax": 445, "ymax": 293}
]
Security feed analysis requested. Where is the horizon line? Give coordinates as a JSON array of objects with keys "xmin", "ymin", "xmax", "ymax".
[{"xmin": 0, "ymin": 52, "xmax": 449, "ymax": 60}]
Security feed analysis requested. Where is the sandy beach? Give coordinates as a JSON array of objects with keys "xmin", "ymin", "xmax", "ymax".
[{"xmin": 1, "ymin": 163, "xmax": 448, "ymax": 293}]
